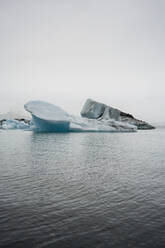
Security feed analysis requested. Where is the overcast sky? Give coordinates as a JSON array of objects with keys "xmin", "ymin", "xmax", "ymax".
[{"xmin": 0, "ymin": 0, "xmax": 165, "ymax": 122}]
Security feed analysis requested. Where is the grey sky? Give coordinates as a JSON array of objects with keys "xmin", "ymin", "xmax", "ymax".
[{"xmin": 0, "ymin": 0, "xmax": 165, "ymax": 122}]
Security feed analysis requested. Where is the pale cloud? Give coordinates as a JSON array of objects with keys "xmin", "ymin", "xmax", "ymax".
[{"xmin": 0, "ymin": 0, "xmax": 165, "ymax": 122}]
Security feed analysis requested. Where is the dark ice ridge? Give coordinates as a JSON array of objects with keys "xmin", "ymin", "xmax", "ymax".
[{"xmin": 81, "ymin": 99, "xmax": 155, "ymax": 130}]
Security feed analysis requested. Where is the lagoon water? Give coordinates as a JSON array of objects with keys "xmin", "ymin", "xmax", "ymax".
[{"xmin": 0, "ymin": 128, "xmax": 165, "ymax": 248}]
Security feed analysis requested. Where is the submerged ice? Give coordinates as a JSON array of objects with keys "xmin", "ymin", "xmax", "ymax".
[{"xmin": 24, "ymin": 100, "xmax": 137, "ymax": 132}]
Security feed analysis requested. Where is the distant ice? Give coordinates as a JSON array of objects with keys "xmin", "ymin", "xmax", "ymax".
[{"xmin": 1, "ymin": 119, "xmax": 30, "ymax": 130}]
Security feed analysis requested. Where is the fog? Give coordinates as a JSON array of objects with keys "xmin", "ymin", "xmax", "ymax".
[{"xmin": 0, "ymin": 0, "xmax": 165, "ymax": 122}]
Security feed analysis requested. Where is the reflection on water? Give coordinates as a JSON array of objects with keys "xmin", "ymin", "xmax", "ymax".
[{"xmin": 0, "ymin": 129, "xmax": 165, "ymax": 247}]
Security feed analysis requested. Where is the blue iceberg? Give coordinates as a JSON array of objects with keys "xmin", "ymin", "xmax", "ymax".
[{"xmin": 24, "ymin": 100, "xmax": 137, "ymax": 132}]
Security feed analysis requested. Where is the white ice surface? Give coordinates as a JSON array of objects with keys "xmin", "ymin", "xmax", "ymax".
[{"xmin": 24, "ymin": 100, "xmax": 69, "ymax": 121}]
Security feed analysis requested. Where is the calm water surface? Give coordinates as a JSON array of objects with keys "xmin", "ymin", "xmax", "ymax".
[{"xmin": 0, "ymin": 129, "xmax": 165, "ymax": 248}]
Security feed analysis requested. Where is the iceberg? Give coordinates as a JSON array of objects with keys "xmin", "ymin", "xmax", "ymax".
[
  {"xmin": 1, "ymin": 119, "xmax": 30, "ymax": 130},
  {"xmin": 24, "ymin": 100, "xmax": 137, "ymax": 132},
  {"xmin": 1, "ymin": 99, "xmax": 154, "ymax": 132},
  {"xmin": 81, "ymin": 99, "xmax": 155, "ymax": 130},
  {"xmin": 24, "ymin": 101, "xmax": 70, "ymax": 132}
]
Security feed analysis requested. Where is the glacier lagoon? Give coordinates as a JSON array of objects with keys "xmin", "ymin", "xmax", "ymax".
[
  {"xmin": 1, "ymin": 100, "xmax": 162, "ymax": 247},
  {"xmin": 0, "ymin": 128, "xmax": 165, "ymax": 247}
]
